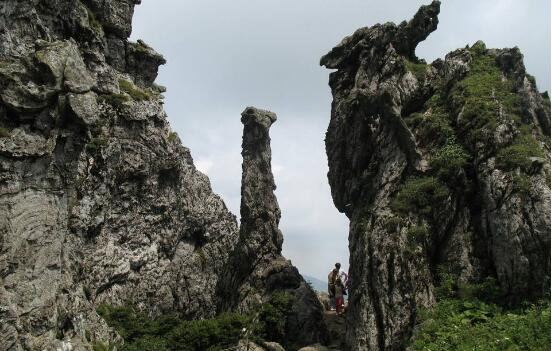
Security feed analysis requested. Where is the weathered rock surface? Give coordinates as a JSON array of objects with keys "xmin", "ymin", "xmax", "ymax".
[
  {"xmin": 321, "ymin": 1, "xmax": 550, "ymax": 350},
  {"xmin": 218, "ymin": 107, "xmax": 327, "ymax": 349},
  {"xmin": 0, "ymin": 1, "xmax": 322, "ymax": 351}
]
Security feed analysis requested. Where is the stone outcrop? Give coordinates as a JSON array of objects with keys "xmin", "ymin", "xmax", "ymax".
[
  {"xmin": 0, "ymin": 2, "xmax": 322, "ymax": 350},
  {"xmin": 218, "ymin": 107, "xmax": 326, "ymax": 349},
  {"xmin": 321, "ymin": 1, "xmax": 550, "ymax": 350}
]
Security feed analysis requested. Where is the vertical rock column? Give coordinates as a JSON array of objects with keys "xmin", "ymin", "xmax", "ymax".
[
  {"xmin": 219, "ymin": 107, "xmax": 327, "ymax": 349},
  {"xmin": 240, "ymin": 107, "xmax": 283, "ymax": 263}
]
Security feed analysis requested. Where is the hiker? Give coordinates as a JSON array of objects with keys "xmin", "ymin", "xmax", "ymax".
[
  {"xmin": 328, "ymin": 262, "xmax": 348, "ymax": 311},
  {"xmin": 335, "ymin": 275, "xmax": 346, "ymax": 315}
]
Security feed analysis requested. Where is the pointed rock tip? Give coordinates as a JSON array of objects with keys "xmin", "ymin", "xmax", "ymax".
[{"xmin": 241, "ymin": 106, "xmax": 277, "ymax": 128}]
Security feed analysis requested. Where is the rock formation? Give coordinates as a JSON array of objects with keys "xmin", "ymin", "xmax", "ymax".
[
  {"xmin": 218, "ymin": 107, "xmax": 327, "ymax": 349},
  {"xmin": 321, "ymin": 1, "xmax": 550, "ymax": 350},
  {"xmin": 0, "ymin": 1, "xmax": 323, "ymax": 350}
]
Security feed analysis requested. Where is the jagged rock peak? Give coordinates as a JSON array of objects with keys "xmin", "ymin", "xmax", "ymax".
[
  {"xmin": 320, "ymin": 0, "xmax": 440, "ymax": 68},
  {"xmin": 321, "ymin": 1, "xmax": 550, "ymax": 350}
]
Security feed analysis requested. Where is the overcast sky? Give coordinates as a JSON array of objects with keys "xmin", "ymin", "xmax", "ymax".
[{"xmin": 131, "ymin": 0, "xmax": 550, "ymax": 281}]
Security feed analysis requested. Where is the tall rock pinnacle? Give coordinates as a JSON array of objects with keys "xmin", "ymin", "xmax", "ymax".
[
  {"xmin": 240, "ymin": 107, "xmax": 283, "ymax": 257},
  {"xmin": 218, "ymin": 107, "xmax": 327, "ymax": 349}
]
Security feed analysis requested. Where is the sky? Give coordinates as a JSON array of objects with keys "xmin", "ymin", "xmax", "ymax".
[{"xmin": 131, "ymin": 0, "xmax": 551, "ymax": 281}]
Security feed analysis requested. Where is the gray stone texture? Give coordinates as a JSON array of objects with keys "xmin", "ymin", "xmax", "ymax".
[{"xmin": 321, "ymin": 1, "xmax": 550, "ymax": 350}]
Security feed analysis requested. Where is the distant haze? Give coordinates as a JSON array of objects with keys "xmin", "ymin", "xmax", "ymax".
[{"xmin": 131, "ymin": 0, "xmax": 550, "ymax": 281}]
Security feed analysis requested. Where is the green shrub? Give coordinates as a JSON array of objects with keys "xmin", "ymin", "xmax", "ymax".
[
  {"xmin": 84, "ymin": 5, "xmax": 103, "ymax": 33},
  {"xmin": 430, "ymin": 140, "xmax": 470, "ymax": 179},
  {"xmin": 168, "ymin": 132, "xmax": 178, "ymax": 142},
  {"xmin": 97, "ymin": 293, "xmax": 297, "ymax": 351},
  {"xmin": 410, "ymin": 268, "xmax": 550, "ymax": 351},
  {"xmin": 391, "ymin": 177, "xmax": 449, "ymax": 216},
  {"xmin": 98, "ymin": 93, "xmax": 130, "ymax": 107},
  {"xmin": 451, "ymin": 49, "xmax": 522, "ymax": 146},
  {"xmin": 496, "ymin": 133, "xmax": 544, "ymax": 172},
  {"xmin": 404, "ymin": 59, "xmax": 427, "ymax": 83},
  {"xmin": 255, "ymin": 292, "xmax": 294, "ymax": 344},
  {"xmin": 97, "ymin": 304, "xmax": 251, "ymax": 351},
  {"xmin": 384, "ymin": 217, "xmax": 403, "ymax": 234},
  {"xmin": 86, "ymin": 137, "xmax": 108, "ymax": 152},
  {"xmin": 92, "ymin": 341, "xmax": 116, "ymax": 351},
  {"xmin": 169, "ymin": 313, "xmax": 249, "ymax": 351},
  {"xmin": 0, "ymin": 127, "xmax": 10, "ymax": 138},
  {"xmin": 410, "ymin": 298, "xmax": 550, "ymax": 351},
  {"xmin": 407, "ymin": 224, "xmax": 429, "ymax": 246},
  {"xmin": 119, "ymin": 79, "xmax": 151, "ymax": 101}
]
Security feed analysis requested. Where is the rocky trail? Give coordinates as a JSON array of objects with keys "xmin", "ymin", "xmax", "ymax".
[{"xmin": 323, "ymin": 311, "xmax": 347, "ymax": 350}]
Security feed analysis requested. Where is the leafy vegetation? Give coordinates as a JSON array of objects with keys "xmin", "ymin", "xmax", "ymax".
[
  {"xmin": 95, "ymin": 292, "xmax": 295, "ymax": 350},
  {"xmin": 404, "ymin": 59, "xmax": 427, "ymax": 83},
  {"xmin": 496, "ymin": 133, "xmax": 544, "ymax": 172},
  {"xmin": 0, "ymin": 126, "xmax": 10, "ymax": 138},
  {"xmin": 98, "ymin": 93, "xmax": 130, "ymax": 107},
  {"xmin": 254, "ymin": 292, "xmax": 294, "ymax": 344},
  {"xmin": 430, "ymin": 140, "xmax": 470, "ymax": 180},
  {"xmin": 119, "ymin": 79, "xmax": 152, "ymax": 101},
  {"xmin": 407, "ymin": 224, "xmax": 429, "ymax": 246},
  {"xmin": 391, "ymin": 177, "xmax": 449, "ymax": 216},
  {"xmin": 411, "ymin": 269, "xmax": 550, "ymax": 351},
  {"xmin": 451, "ymin": 42, "xmax": 522, "ymax": 146},
  {"xmin": 86, "ymin": 137, "xmax": 108, "ymax": 152},
  {"xmin": 168, "ymin": 132, "xmax": 178, "ymax": 142},
  {"xmin": 384, "ymin": 217, "xmax": 403, "ymax": 234},
  {"xmin": 84, "ymin": 5, "xmax": 103, "ymax": 33}
]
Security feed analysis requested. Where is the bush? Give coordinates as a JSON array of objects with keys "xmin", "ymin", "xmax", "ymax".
[
  {"xmin": 410, "ymin": 298, "xmax": 550, "ymax": 351},
  {"xmin": 496, "ymin": 133, "xmax": 544, "ymax": 172},
  {"xmin": 255, "ymin": 292, "xmax": 294, "ymax": 344},
  {"xmin": 86, "ymin": 137, "xmax": 108, "ymax": 152},
  {"xmin": 384, "ymin": 217, "xmax": 403, "ymax": 234},
  {"xmin": 119, "ymin": 79, "xmax": 151, "ymax": 101},
  {"xmin": 391, "ymin": 177, "xmax": 449, "ymax": 216},
  {"xmin": 96, "ymin": 296, "xmax": 296, "ymax": 351},
  {"xmin": 410, "ymin": 268, "xmax": 550, "ymax": 351},
  {"xmin": 407, "ymin": 224, "xmax": 429, "ymax": 246},
  {"xmin": 168, "ymin": 132, "xmax": 178, "ymax": 142},
  {"xmin": 404, "ymin": 59, "xmax": 427, "ymax": 83},
  {"xmin": 451, "ymin": 48, "xmax": 522, "ymax": 146},
  {"xmin": 430, "ymin": 140, "xmax": 470, "ymax": 179},
  {"xmin": 0, "ymin": 126, "xmax": 10, "ymax": 138},
  {"xmin": 98, "ymin": 93, "xmax": 130, "ymax": 107}
]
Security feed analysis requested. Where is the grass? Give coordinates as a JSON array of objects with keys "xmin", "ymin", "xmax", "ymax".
[{"xmin": 119, "ymin": 79, "xmax": 152, "ymax": 101}]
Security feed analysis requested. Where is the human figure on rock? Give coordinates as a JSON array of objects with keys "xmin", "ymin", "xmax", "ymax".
[
  {"xmin": 328, "ymin": 262, "xmax": 348, "ymax": 312},
  {"xmin": 335, "ymin": 275, "xmax": 346, "ymax": 315}
]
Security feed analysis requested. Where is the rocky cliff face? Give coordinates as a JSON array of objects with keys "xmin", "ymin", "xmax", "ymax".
[
  {"xmin": 0, "ymin": 2, "xmax": 322, "ymax": 350},
  {"xmin": 321, "ymin": 1, "xmax": 550, "ymax": 350},
  {"xmin": 218, "ymin": 107, "xmax": 326, "ymax": 349}
]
